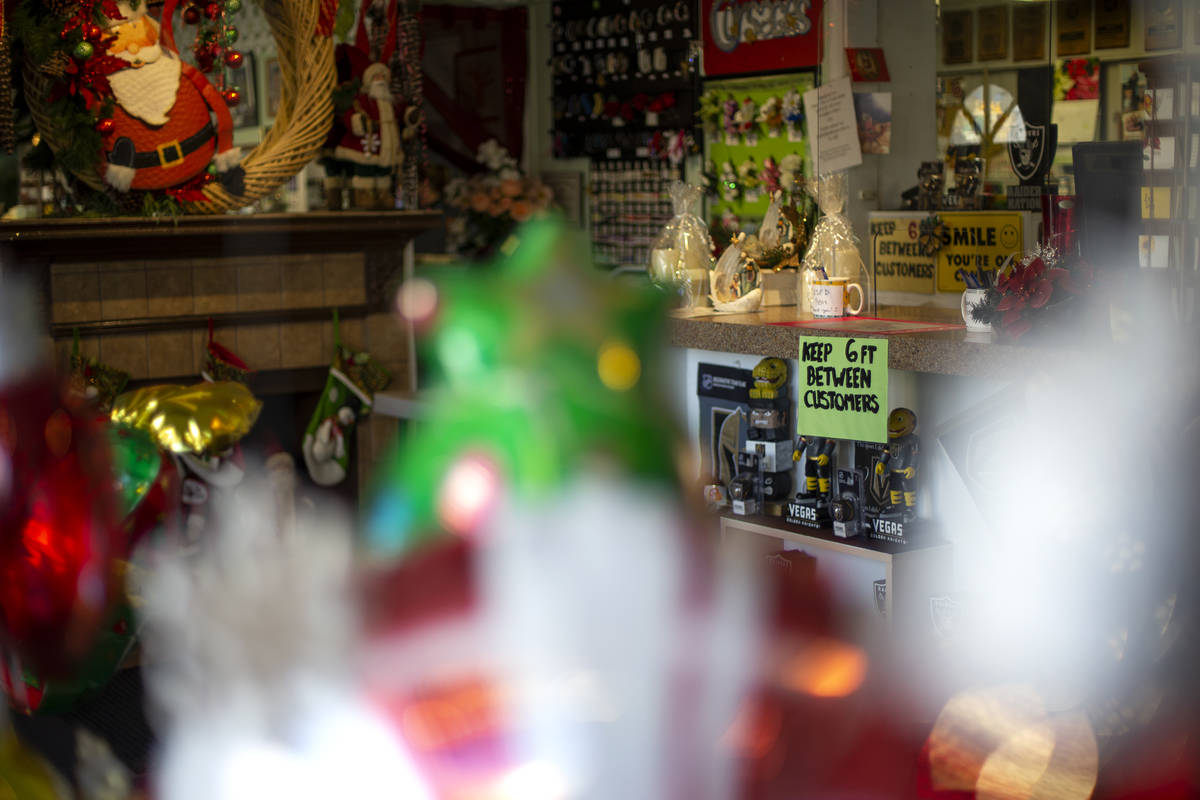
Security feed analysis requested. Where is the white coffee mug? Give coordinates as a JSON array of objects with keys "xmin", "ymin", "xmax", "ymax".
[{"xmin": 810, "ymin": 276, "xmax": 864, "ymax": 318}]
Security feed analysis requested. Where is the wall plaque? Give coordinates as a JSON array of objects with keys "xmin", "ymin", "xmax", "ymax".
[
  {"xmin": 1013, "ymin": 5, "xmax": 1046, "ymax": 61},
  {"xmin": 977, "ymin": 6, "xmax": 1008, "ymax": 61},
  {"xmin": 1094, "ymin": 0, "xmax": 1131, "ymax": 49},
  {"xmin": 1056, "ymin": 0, "xmax": 1091, "ymax": 57},
  {"xmin": 1145, "ymin": 0, "xmax": 1182, "ymax": 51},
  {"xmin": 943, "ymin": 10, "xmax": 972, "ymax": 65}
]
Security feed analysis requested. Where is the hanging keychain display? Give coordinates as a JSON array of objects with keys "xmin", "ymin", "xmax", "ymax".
[{"xmin": 551, "ymin": 0, "xmax": 699, "ymax": 161}]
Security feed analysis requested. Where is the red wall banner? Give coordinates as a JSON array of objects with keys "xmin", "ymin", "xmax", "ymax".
[{"xmin": 701, "ymin": 0, "xmax": 825, "ymax": 77}]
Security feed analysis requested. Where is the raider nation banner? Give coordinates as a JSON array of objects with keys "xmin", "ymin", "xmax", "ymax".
[{"xmin": 702, "ymin": 0, "xmax": 824, "ymax": 77}]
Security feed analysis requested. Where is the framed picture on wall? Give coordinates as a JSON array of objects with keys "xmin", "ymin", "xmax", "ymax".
[
  {"xmin": 1094, "ymin": 0, "xmax": 1131, "ymax": 49},
  {"xmin": 229, "ymin": 52, "xmax": 259, "ymax": 130},
  {"xmin": 977, "ymin": 6, "xmax": 1008, "ymax": 62},
  {"xmin": 454, "ymin": 47, "xmax": 503, "ymax": 125},
  {"xmin": 1145, "ymin": 0, "xmax": 1182, "ymax": 51},
  {"xmin": 1012, "ymin": 5, "xmax": 1046, "ymax": 61},
  {"xmin": 264, "ymin": 57, "xmax": 282, "ymax": 120},
  {"xmin": 1056, "ymin": 0, "xmax": 1091, "ymax": 56},
  {"xmin": 942, "ymin": 10, "xmax": 972, "ymax": 65}
]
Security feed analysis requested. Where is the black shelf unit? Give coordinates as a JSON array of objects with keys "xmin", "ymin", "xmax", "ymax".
[{"xmin": 550, "ymin": 0, "xmax": 701, "ymax": 162}]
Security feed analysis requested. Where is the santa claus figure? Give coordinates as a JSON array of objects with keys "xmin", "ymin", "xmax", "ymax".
[
  {"xmin": 326, "ymin": 61, "xmax": 407, "ymax": 210},
  {"xmin": 101, "ymin": 2, "xmax": 242, "ymax": 193}
]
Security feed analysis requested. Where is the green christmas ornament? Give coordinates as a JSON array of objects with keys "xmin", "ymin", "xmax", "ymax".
[
  {"xmin": 73, "ymin": 41, "xmax": 94, "ymax": 60},
  {"xmin": 225, "ymin": 0, "xmax": 242, "ymax": 12},
  {"xmin": 105, "ymin": 424, "xmax": 164, "ymax": 519},
  {"xmin": 223, "ymin": 27, "xmax": 239, "ymax": 44},
  {"xmin": 364, "ymin": 217, "xmax": 675, "ymax": 559}
]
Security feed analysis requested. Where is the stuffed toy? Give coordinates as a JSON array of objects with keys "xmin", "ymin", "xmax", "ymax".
[{"xmin": 100, "ymin": 1, "xmax": 242, "ymax": 193}]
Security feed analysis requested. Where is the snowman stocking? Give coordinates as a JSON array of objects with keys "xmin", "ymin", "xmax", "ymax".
[{"xmin": 303, "ymin": 312, "xmax": 390, "ymax": 486}]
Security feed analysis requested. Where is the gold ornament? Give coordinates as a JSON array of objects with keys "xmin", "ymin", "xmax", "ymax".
[{"xmin": 0, "ymin": 728, "xmax": 66, "ymax": 800}]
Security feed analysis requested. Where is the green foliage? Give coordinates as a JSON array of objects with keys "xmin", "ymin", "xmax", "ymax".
[
  {"xmin": 334, "ymin": 0, "xmax": 358, "ymax": 43},
  {"xmin": 43, "ymin": 96, "xmax": 104, "ymax": 177},
  {"xmin": 331, "ymin": 78, "xmax": 361, "ymax": 112},
  {"xmin": 140, "ymin": 193, "xmax": 184, "ymax": 219},
  {"xmin": 969, "ymin": 287, "xmax": 1000, "ymax": 325},
  {"xmin": 12, "ymin": 2, "xmax": 63, "ymax": 67}
]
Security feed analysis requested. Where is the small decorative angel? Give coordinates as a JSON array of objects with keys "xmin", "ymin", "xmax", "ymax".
[
  {"xmin": 720, "ymin": 159, "xmax": 740, "ymax": 201},
  {"xmin": 736, "ymin": 97, "xmax": 758, "ymax": 139},
  {"xmin": 758, "ymin": 96, "xmax": 784, "ymax": 137},
  {"xmin": 782, "ymin": 88, "xmax": 804, "ymax": 139},
  {"xmin": 761, "ymin": 155, "xmax": 782, "ymax": 196},
  {"xmin": 722, "ymin": 96, "xmax": 740, "ymax": 141}
]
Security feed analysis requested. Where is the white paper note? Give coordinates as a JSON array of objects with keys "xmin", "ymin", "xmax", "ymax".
[{"xmin": 803, "ymin": 77, "xmax": 864, "ymax": 174}]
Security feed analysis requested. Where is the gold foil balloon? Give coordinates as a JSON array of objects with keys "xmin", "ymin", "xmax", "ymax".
[
  {"xmin": 111, "ymin": 382, "xmax": 261, "ymax": 456},
  {"xmin": 0, "ymin": 727, "xmax": 67, "ymax": 799}
]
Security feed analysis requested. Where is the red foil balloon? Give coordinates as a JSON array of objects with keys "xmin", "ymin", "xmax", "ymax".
[{"xmin": 0, "ymin": 372, "xmax": 120, "ymax": 677}]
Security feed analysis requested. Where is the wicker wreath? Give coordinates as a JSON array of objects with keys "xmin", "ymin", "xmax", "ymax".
[{"xmin": 23, "ymin": 0, "xmax": 335, "ymax": 214}]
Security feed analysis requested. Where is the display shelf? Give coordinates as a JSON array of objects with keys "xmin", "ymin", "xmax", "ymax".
[
  {"xmin": 721, "ymin": 514, "xmax": 952, "ymax": 629},
  {"xmin": 668, "ymin": 305, "xmax": 1089, "ymax": 378},
  {"xmin": 721, "ymin": 513, "xmax": 947, "ymax": 559},
  {"xmin": 373, "ymin": 389, "xmax": 426, "ymax": 420}
]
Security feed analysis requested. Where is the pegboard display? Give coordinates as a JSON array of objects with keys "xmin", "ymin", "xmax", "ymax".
[
  {"xmin": 590, "ymin": 160, "xmax": 683, "ymax": 269},
  {"xmin": 551, "ymin": 0, "xmax": 699, "ymax": 162},
  {"xmin": 701, "ymin": 72, "xmax": 816, "ymax": 227}
]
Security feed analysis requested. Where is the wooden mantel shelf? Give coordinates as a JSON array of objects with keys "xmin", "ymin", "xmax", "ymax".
[
  {"xmin": 0, "ymin": 210, "xmax": 442, "ymax": 263},
  {"xmin": 668, "ymin": 304, "xmax": 1091, "ymax": 379}
]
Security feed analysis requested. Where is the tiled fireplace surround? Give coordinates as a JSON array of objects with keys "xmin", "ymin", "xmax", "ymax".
[{"xmin": 47, "ymin": 252, "xmax": 410, "ymax": 498}]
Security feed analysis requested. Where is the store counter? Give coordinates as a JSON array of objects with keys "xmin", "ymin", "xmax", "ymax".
[{"xmin": 667, "ymin": 304, "xmax": 1088, "ymax": 378}]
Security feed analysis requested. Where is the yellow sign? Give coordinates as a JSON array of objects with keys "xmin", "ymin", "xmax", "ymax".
[
  {"xmin": 1141, "ymin": 186, "xmax": 1171, "ymax": 219},
  {"xmin": 935, "ymin": 212, "xmax": 1024, "ymax": 292},
  {"xmin": 869, "ymin": 215, "xmax": 936, "ymax": 294}
]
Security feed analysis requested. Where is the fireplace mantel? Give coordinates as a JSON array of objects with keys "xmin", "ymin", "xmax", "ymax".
[{"xmin": 0, "ymin": 210, "xmax": 442, "ymax": 264}]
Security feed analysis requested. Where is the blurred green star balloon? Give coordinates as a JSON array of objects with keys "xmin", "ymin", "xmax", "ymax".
[{"xmin": 365, "ymin": 218, "xmax": 679, "ymax": 559}]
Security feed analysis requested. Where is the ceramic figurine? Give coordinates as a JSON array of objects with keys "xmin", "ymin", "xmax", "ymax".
[
  {"xmin": 871, "ymin": 408, "xmax": 919, "ymax": 521},
  {"xmin": 792, "ymin": 435, "xmax": 836, "ymax": 519}
]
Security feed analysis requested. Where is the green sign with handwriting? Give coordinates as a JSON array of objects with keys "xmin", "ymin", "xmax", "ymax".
[{"xmin": 797, "ymin": 336, "xmax": 888, "ymax": 442}]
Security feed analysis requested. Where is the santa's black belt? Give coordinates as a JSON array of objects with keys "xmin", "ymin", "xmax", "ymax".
[{"xmin": 113, "ymin": 123, "xmax": 215, "ymax": 168}]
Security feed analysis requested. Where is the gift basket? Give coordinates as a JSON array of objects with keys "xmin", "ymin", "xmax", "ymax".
[
  {"xmin": 648, "ymin": 181, "xmax": 714, "ymax": 308},
  {"xmin": 800, "ymin": 173, "xmax": 872, "ymax": 314}
]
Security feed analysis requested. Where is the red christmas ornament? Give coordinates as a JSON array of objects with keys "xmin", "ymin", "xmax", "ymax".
[
  {"xmin": 0, "ymin": 372, "xmax": 121, "ymax": 677},
  {"xmin": 205, "ymin": 2, "xmax": 221, "ymax": 19},
  {"xmin": 94, "ymin": 117, "xmax": 115, "ymax": 135},
  {"xmin": 222, "ymin": 87, "xmax": 241, "ymax": 107},
  {"xmin": 224, "ymin": 49, "xmax": 243, "ymax": 68},
  {"xmin": 85, "ymin": 23, "xmax": 102, "ymax": 41},
  {"xmin": 183, "ymin": 5, "xmax": 201, "ymax": 24}
]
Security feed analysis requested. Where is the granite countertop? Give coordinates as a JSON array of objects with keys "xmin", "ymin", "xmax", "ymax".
[{"xmin": 667, "ymin": 304, "xmax": 1088, "ymax": 378}]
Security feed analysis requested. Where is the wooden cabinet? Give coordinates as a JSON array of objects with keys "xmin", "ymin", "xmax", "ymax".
[{"xmin": 721, "ymin": 515, "xmax": 953, "ymax": 639}]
